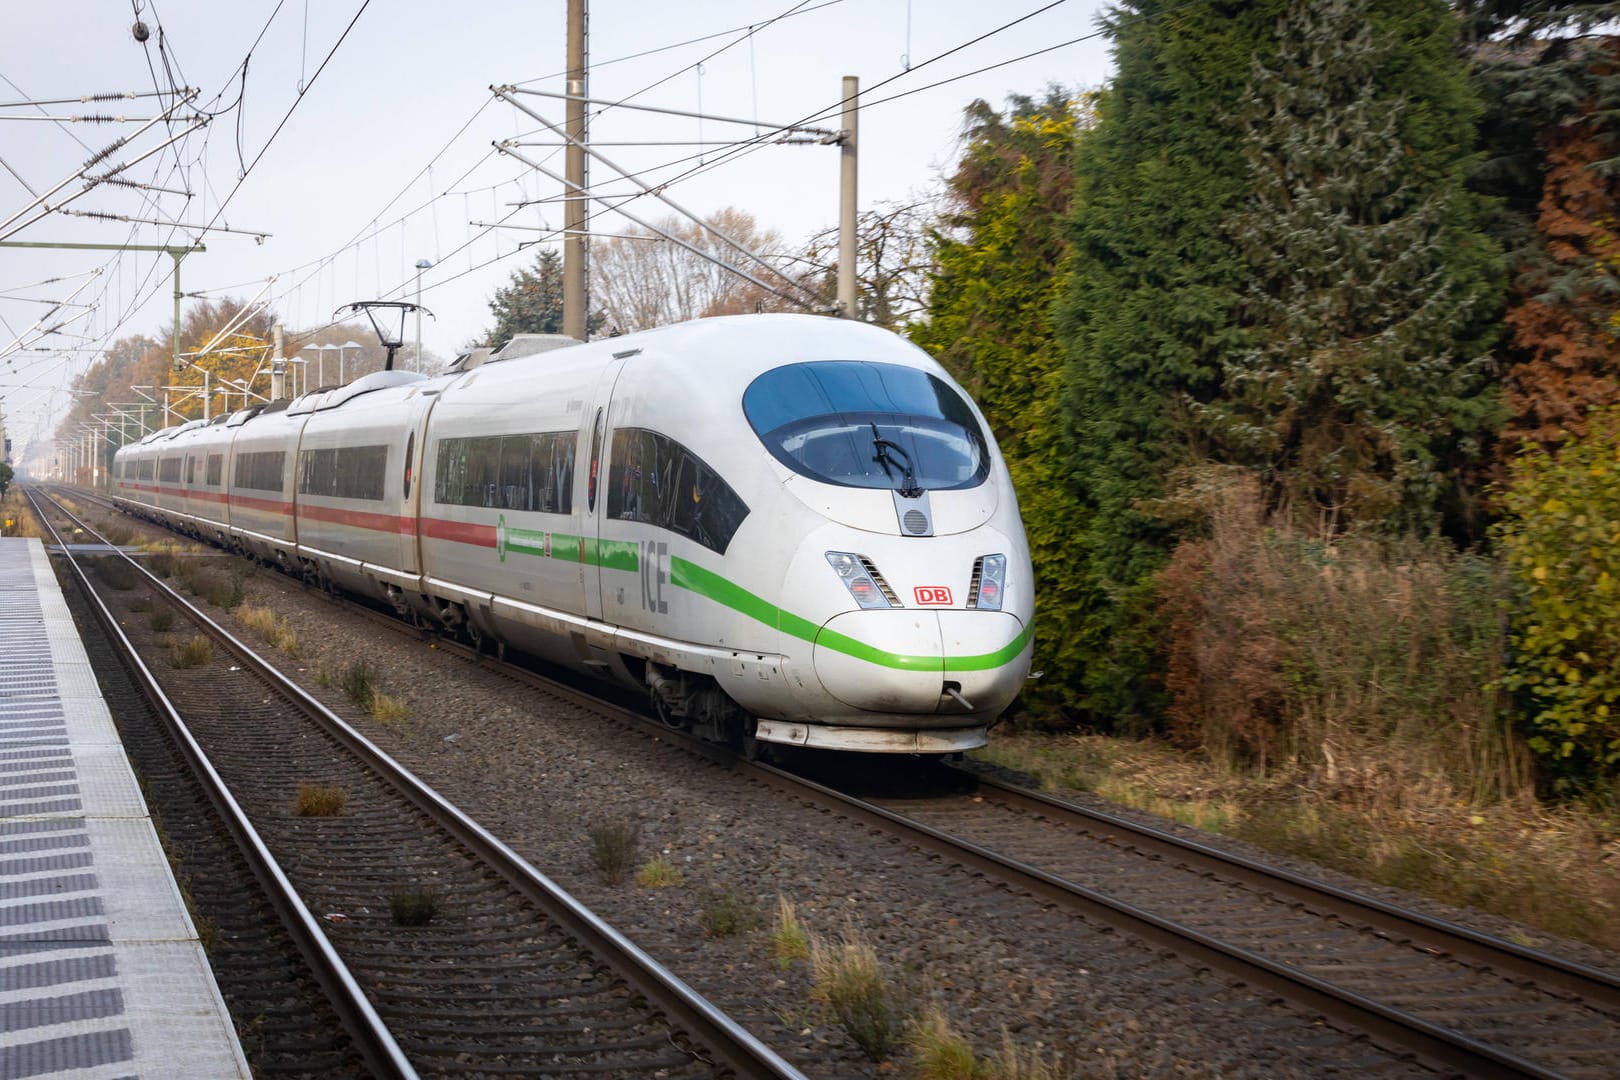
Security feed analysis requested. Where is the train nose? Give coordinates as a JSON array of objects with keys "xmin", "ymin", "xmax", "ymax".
[{"xmin": 812, "ymin": 609, "xmax": 1030, "ymax": 715}]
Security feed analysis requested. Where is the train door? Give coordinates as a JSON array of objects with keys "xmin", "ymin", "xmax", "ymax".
[
  {"xmin": 581, "ymin": 355, "xmax": 630, "ymax": 626},
  {"xmin": 396, "ymin": 393, "xmax": 437, "ymax": 577}
]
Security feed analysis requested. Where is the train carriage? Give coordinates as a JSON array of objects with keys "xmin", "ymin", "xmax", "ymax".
[
  {"xmin": 109, "ymin": 314, "xmax": 1035, "ymax": 756},
  {"xmin": 292, "ymin": 371, "xmax": 437, "ymax": 602},
  {"xmin": 220, "ymin": 398, "xmax": 303, "ymax": 564}
]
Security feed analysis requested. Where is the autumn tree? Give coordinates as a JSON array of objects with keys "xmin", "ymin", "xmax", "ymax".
[
  {"xmin": 912, "ymin": 90, "xmax": 1091, "ymax": 722},
  {"xmin": 590, "ymin": 207, "xmax": 805, "ymax": 332},
  {"xmin": 794, "ymin": 199, "xmax": 938, "ymax": 329}
]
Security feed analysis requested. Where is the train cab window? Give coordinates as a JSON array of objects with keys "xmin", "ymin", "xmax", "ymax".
[
  {"xmin": 606, "ymin": 427, "xmax": 748, "ymax": 555},
  {"xmin": 743, "ymin": 361, "xmax": 990, "ymax": 493},
  {"xmin": 206, "ymin": 454, "xmax": 223, "ymax": 487}
]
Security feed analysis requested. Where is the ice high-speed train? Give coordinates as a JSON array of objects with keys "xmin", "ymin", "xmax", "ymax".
[{"xmin": 110, "ymin": 314, "xmax": 1034, "ymax": 755}]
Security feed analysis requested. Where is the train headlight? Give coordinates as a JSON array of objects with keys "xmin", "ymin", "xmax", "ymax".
[
  {"xmin": 973, "ymin": 554, "xmax": 1006, "ymax": 611},
  {"xmin": 826, "ymin": 551, "xmax": 897, "ymax": 609}
]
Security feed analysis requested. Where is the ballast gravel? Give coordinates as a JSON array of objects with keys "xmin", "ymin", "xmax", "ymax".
[{"xmin": 209, "ymin": 560, "xmax": 1454, "ymax": 1077}]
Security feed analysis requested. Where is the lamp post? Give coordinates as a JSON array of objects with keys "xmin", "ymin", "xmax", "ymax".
[
  {"xmin": 414, "ymin": 258, "xmax": 433, "ymax": 372},
  {"xmin": 339, "ymin": 340, "xmax": 361, "ymax": 383}
]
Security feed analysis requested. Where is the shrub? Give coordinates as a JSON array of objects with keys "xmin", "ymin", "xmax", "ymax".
[
  {"xmin": 810, "ymin": 930, "xmax": 896, "ymax": 1062},
  {"xmin": 1156, "ymin": 471, "xmax": 1528, "ymax": 805},
  {"xmin": 390, "ymin": 889, "xmax": 442, "ymax": 926},
  {"xmin": 1495, "ymin": 406, "xmax": 1620, "ymax": 787},
  {"xmin": 699, "ymin": 890, "xmax": 759, "ymax": 937},
  {"xmin": 588, "ymin": 819, "xmax": 639, "ymax": 885},
  {"xmin": 341, "ymin": 662, "xmax": 378, "ymax": 708},
  {"xmin": 149, "ymin": 608, "xmax": 175, "ymax": 633},
  {"xmin": 294, "ymin": 783, "xmax": 347, "ymax": 817},
  {"xmin": 204, "ymin": 572, "xmax": 245, "ymax": 609},
  {"xmin": 92, "ymin": 557, "xmax": 135, "ymax": 591}
]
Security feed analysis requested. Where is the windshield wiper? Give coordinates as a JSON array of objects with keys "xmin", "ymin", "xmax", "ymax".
[{"xmin": 870, "ymin": 423, "xmax": 922, "ymax": 498}]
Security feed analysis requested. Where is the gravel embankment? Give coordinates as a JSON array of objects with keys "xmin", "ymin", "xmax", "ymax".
[{"xmin": 196, "ymin": 558, "xmax": 1431, "ymax": 1079}]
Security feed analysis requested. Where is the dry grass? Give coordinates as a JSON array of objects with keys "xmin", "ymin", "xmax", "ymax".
[
  {"xmin": 240, "ymin": 605, "xmax": 301, "ymax": 655},
  {"xmin": 294, "ymin": 783, "xmax": 347, "ymax": 817},
  {"xmin": 368, "ymin": 691, "xmax": 410, "ymax": 724},
  {"xmin": 0, "ymin": 491, "xmax": 43, "ymax": 538},
  {"xmin": 635, "ymin": 856, "xmax": 682, "ymax": 887},
  {"xmin": 771, "ymin": 896, "xmax": 810, "ymax": 969},
  {"xmin": 906, "ymin": 1007, "xmax": 977, "ymax": 1079},
  {"xmin": 809, "ymin": 928, "xmax": 897, "ymax": 1062},
  {"xmin": 975, "ymin": 732, "xmax": 1620, "ymax": 951},
  {"xmin": 169, "ymin": 634, "xmax": 213, "ymax": 668}
]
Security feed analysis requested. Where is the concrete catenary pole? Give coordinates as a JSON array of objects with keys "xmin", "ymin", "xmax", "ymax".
[
  {"xmin": 563, "ymin": 0, "xmax": 589, "ymax": 341},
  {"xmin": 838, "ymin": 76, "xmax": 858, "ymax": 319}
]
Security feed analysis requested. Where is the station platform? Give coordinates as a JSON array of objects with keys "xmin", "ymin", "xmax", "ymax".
[{"xmin": 0, "ymin": 537, "xmax": 248, "ymax": 1078}]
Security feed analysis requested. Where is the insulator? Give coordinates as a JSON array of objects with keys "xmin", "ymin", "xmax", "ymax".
[{"xmin": 80, "ymin": 137, "xmax": 126, "ymax": 171}]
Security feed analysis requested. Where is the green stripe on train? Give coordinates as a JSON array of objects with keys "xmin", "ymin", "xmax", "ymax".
[
  {"xmin": 490, "ymin": 523, "xmax": 1029, "ymax": 671},
  {"xmin": 669, "ymin": 556, "xmax": 1031, "ymax": 673}
]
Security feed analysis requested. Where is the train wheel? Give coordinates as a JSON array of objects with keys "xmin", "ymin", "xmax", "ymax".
[{"xmin": 738, "ymin": 716, "xmax": 770, "ymax": 762}]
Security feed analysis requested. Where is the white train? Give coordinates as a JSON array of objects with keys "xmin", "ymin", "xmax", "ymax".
[{"xmin": 110, "ymin": 314, "xmax": 1034, "ymax": 755}]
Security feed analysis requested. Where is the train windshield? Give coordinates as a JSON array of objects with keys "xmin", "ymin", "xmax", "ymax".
[{"xmin": 743, "ymin": 361, "xmax": 990, "ymax": 492}]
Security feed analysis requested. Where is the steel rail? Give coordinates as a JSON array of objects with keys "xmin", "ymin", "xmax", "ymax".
[
  {"xmin": 40, "ymin": 486, "xmax": 806, "ymax": 1080},
  {"xmin": 736, "ymin": 759, "xmax": 1562, "ymax": 1080},
  {"xmin": 958, "ymin": 767, "xmax": 1620, "ymax": 1012},
  {"xmin": 26, "ymin": 487, "xmax": 418, "ymax": 1080}
]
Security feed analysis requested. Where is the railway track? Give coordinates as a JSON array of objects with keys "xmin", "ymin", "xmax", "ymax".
[
  {"xmin": 29, "ymin": 487, "xmax": 804, "ymax": 1080},
  {"xmin": 59, "ymin": 484, "xmax": 1620, "ymax": 1076},
  {"xmin": 796, "ymin": 765, "xmax": 1620, "ymax": 1079}
]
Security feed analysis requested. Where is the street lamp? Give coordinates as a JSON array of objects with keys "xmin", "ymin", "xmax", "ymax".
[
  {"xmin": 414, "ymin": 258, "xmax": 433, "ymax": 372},
  {"xmin": 339, "ymin": 340, "xmax": 361, "ymax": 383}
]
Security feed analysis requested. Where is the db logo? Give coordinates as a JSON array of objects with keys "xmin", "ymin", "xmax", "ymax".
[{"xmin": 914, "ymin": 586, "xmax": 953, "ymax": 606}]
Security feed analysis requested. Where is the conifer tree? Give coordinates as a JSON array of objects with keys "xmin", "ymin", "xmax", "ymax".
[
  {"xmin": 1203, "ymin": 0, "xmax": 1504, "ymax": 535},
  {"xmin": 1057, "ymin": 0, "xmax": 1500, "ymax": 726},
  {"xmin": 482, "ymin": 248, "xmax": 604, "ymax": 347},
  {"xmin": 1057, "ymin": 0, "xmax": 1280, "ymax": 725}
]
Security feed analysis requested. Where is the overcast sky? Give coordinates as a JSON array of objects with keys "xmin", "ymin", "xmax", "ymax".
[{"xmin": 1, "ymin": 0, "xmax": 1113, "ymax": 461}]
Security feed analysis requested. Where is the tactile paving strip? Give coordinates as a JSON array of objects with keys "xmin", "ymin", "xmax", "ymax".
[{"xmin": 0, "ymin": 538, "xmax": 248, "ymax": 1078}]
